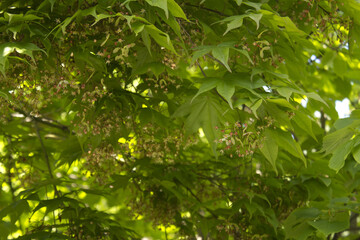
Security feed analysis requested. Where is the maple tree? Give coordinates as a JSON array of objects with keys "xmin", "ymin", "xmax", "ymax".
[{"xmin": 1, "ymin": 0, "xmax": 360, "ymax": 239}]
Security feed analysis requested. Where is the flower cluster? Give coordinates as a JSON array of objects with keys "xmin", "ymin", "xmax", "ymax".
[
  {"xmin": 118, "ymin": 123, "xmax": 199, "ymax": 163},
  {"xmin": 128, "ymin": 184, "xmax": 179, "ymax": 227},
  {"xmin": 83, "ymin": 144, "xmax": 123, "ymax": 184},
  {"xmin": 215, "ymin": 117, "xmax": 275, "ymax": 158}
]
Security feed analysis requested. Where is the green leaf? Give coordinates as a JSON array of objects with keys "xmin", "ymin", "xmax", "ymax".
[
  {"xmin": 33, "ymin": 197, "xmax": 81, "ymax": 216},
  {"xmin": 92, "ymin": 13, "xmax": 121, "ymax": 26},
  {"xmin": 184, "ymin": 99, "xmax": 207, "ymax": 131},
  {"xmin": 250, "ymin": 99, "xmax": 262, "ymax": 118},
  {"xmin": 351, "ymin": 109, "xmax": 360, "ymax": 119},
  {"xmin": 146, "ymin": 0, "xmax": 168, "ymax": 18},
  {"xmin": 57, "ymin": 138, "xmax": 82, "ymax": 167},
  {"xmin": 0, "ymin": 221, "xmax": 11, "ymax": 239},
  {"xmin": 232, "ymin": 48, "xmax": 253, "ymax": 64},
  {"xmin": 276, "ymin": 87, "xmax": 328, "ymax": 107},
  {"xmin": 328, "ymin": 141, "xmax": 354, "ymax": 172},
  {"xmin": 141, "ymin": 28, "xmax": 152, "ymax": 54},
  {"xmin": 227, "ymin": 72, "xmax": 265, "ymax": 89},
  {"xmin": 0, "ymin": 42, "xmax": 46, "ymax": 75},
  {"xmin": 292, "ymin": 111, "xmax": 317, "ymax": 141},
  {"xmin": 191, "ymin": 47, "xmax": 212, "ymax": 65},
  {"xmin": 333, "ymin": 54, "xmax": 348, "ymax": 76},
  {"xmin": 260, "ymin": 129, "xmax": 278, "ymax": 173},
  {"xmin": 216, "ymin": 80, "xmax": 235, "ymax": 109},
  {"xmin": 4, "ymin": 13, "xmax": 42, "ymax": 24},
  {"xmin": 158, "ymin": 11, "xmax": 182, "ymax": 39},
  {"xmin": 260, "ymin": 9, "xmax": 307, "ymax": 38},
  {"xmin": 212, "ymin": 46, "xmax": 231, "ymax": 72},
  {"xmin": 192, "ymin": 77, "xmax": 220, "ymax": 102},
  {"xmin": 167, "ymin": 0, "xmax": 188, "ymax": 20},
  {"xmin": 308, "ymin": 212, "xmax": 349, "ymax": 236},
  {"xmin": 265, "ymin": 71, "xmax": 290, "ymax": 81},
  {"xmin": 79, "ymin": 6, "xmax": 97, "ymax": 18},
  {"xmin": 277, "ymin": 87, "xmax": 292, "ymax": 101},
  {"xmin": 269, "ymin": 129, "xmax": 306, "ymax": 166},
  {"xmin": 145, "ymin": 25, "xmax": 177, "ymax": 54},
  {"xmin": 352, "ymin": 143, "xmax": 360, "ymax": 164},
  {"xmin": 192, "ymin": 72, "xmax": 263, "ymax": 108},
  {"xmin": 0, "ymin": 42, "xmax": 45, "ymax": 64},
  {"xmin": 219, "ymin": 13, "xmax": 262, "ymax": 35},
  {"xmin": 222, "ymin": 16, "xmax": 244, "ymax": 35},
  {"xmin": 243, "ymin": 1, "xmax": 262, "ymax": 11},
  {"xmin": 283, "ymin": 208, "xmax": 320, "ymax": 240},
  {"xmin": 264, "ymin": 102, "xmax": 293, "ymax": 128},
  {"xmin": 0, "ymin": 200, "xmax": 29, "ymax": 220},
  {"xmin": 267, "ymin": 98, "xmax": 295, "ymax": 110},
  {"xmin": 73, "ymin": 48, "xmax": 106, "ymax": 72},
  {"xmin": 304, "ymin": 92, "xmax": 329, "ymax": 107},
  {"xmin": 235, "ymin": 0, "xmax": 243, "ymax": 5},
  {"xmin": 173, "ymin": 95, "xmax": 230, "ymax": 155},
  {"xmin": 132, "ymin": 62, "xmax": 165, "ymax": 78},
  {"xmin": 14, "ymin": 232, "xmax": 68, "ymax": 239},
  {"xmin": 264, "ymin": 208, "xmax": 279, "ymax": 232},
  {"xmin": 349, "ymin": 23, "xmax": 360, "ymax": 54},
  {"xmin": 48, "ymin": 0, "xmax": 56, "ymax": 12},
  {"xmin": 0, "ymin": 90, "xmax": 9, "ymax": 101},
  {"xmin": 139, "ymin": 108, "xmax": 169, "ymax": 126},
  {"xmin": 248, "ymin": 13, "xmax": 262, "ymax": 30},
  {"xmin": 132, "ymin": 22, "xmax": 145, "ymax": 35},
  {"xmin": 159, "ymin": 180, "xmax": 184, "ymax": 199},
  {"xmin": 171, "ymin": 101, "xmax": 192, "ymax": 118},
  {"xmin": 337, "ymin": 0, "xmax": 360, "ymax": 25},
  {"xmin": 322, "ymin": 127, "xmax": 354, "ymax": 155}
]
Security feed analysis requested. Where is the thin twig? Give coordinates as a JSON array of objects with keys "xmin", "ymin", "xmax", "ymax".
[
  {"xmin": 206, "ymin": 53, "xmax": 226, "ymax": 67},
  {"xmin": 196, "ymin": 61, "xmax": 207, "ymax": 77},
  {"xmin": 6, "ymin": 160, "xmax": 15, "ymax": 201},
  {"xmin": 5, "ymin": 137, "xmax": 16, "ymax": 201},
  {"xmin": 34, "ymin": 120, "xmax": 60, "ymax": 198},
  {"xmin": 14, "ymin": 107, "xmax": 72, "ymax": 133},
  {"xmin": 180, "ymin": 21, "xmax": 227, "ymax": 68},
  {"xmin": 320, "ymin": 110, "xmax": 326, "ymax": 131},
  {"xmin": 185, "ymin": 3, "xmax": 229, "ymax": 17},
  {"xmin": 35, "ymin": 117, "xmax": 71, "ymax": 133},
  {"xmin": 181, "ymin": 18, "xmax": 231, "ymax": 106},
  {"xmin": 318, "ymin": 5, "xmax": 331, "ymax": 15},
  {"xmin": 180, "ymin": 182, "xmax": 219, "ymax": 219},
  {"xmin": 318, "ymin": 5, "xmax": 344, "ymax": 41}
]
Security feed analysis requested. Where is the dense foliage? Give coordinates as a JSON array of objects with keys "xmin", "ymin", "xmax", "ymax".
[{"xmin": 1, "ymin": 0, "xmax": 360, "ymax": 239}]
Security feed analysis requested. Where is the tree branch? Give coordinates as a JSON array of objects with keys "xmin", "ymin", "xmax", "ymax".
[
  {"xmin": 185, "ymin": 3, "xmax": 229, "ymax": 17},
  {"xmin": 34, "ymin": 120, "xmax": 60, "ymax": 198},
  {"xmin": 196, "ymin": 60, "xmax": 230, "ymax": 104},
  {"xmin": 180, "ymin": 182, "xmax": 219, "ymax": 219},
  {"xmin": 320, "ymin": 110, "xmax": 326, "ymax": 130},
  {"xmin": 196, "ymin": 60, "xmax": 207, "ymax": 77},
  {"xmin": 13, "ymin": 107, "xmax": 72, "ymax": 134}
]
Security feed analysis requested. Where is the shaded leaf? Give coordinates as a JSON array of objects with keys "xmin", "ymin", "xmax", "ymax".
[
  {"xmin": 260, "ymin": 129, "xmax": 278, "ymax": 173},
  {"xmin": 308, "ymin": 212, "xmax": 349, "ymax": 236}
]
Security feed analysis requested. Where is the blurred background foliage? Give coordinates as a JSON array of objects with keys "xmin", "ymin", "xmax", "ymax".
[{"xmin": 1, "ymin": 0, "xmax": 360, "ymax": 239}]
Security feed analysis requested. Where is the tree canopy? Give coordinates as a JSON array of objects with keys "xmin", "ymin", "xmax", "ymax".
[{"xmin": 1, "ymin": 0, "xmax": 360, "ymax": 239}]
